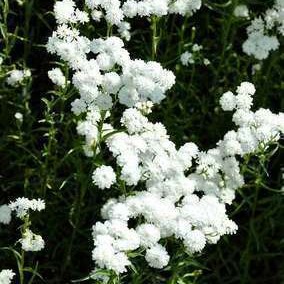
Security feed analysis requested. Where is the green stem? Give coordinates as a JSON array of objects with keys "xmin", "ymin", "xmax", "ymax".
[
  {"xmin": 107, "ymin": 23, "xmax": 112, "ymax": 37},
  {"xmin": 23, "ymin": 0, "xmax": 34, "ymax": 62},
  {"xmin": 213, "ymin": 7, "xmax": 234, "ymax": 87},
  {"xmin": 151, "ymin": 16, "xmax": 160, "ymax": 60},
  {"xmin": 18, "ymin": 215, "xmax": 30, "ymax": 284},
  {"xmin": 1, "ymin": 0, "xmax": 10, "ymax": 58},
  {"xmin": 19, "ymin": 250, "xmax": 25, "ymax": 284}
]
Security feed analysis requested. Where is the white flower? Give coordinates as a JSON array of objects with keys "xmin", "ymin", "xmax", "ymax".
[
  {"xmin": 177, "ymin": 142, "xmax": 199, "ymax": 169},
  {"xmin": 91, "ymin": 10, "xmax": 103, "ymax": 21},
  {"xmin": 243, "ymin": 32, "xmax": 279, "ymax": 60},
  {"xmin": 118, "ymin": 21, "xmax": 131, "ymax": 41},
  {"xmin": 48, "ymin": 68, "xmax": 66, "ymax": 87},
  {"xmin": 184, "ymin": 229, "xmax": 206, "ymax": 253},
  {"xmin": 14, "ymin": 112, "xmax": 23, "ymax": 122},
  {"xmin": 234, "ymin": 5, "xmax": 249, "ymax": 18},
  {"xmin": 180, "ymin": 51, "xmax": 194, "ymax": 66},
  {"xmin": 0, "ymin": 205, "xmax": 12, "ymax": 225},
  {"xmin": 54, "ymin": 0, "xmax": 75, "ymax": 23},
  {"xmin": 54, "ymin": 0, "xmax": 88, "ymax": 24},
  {"xmin": 169, "ymin": 0, "xmax": 202, "ymax": 16},
  {"xmin": 102, "ymin": 72, "xmax": 122, "ymax": 94},
  {"xmin": 235, "ymin": 93, "xmax": 253, "ymax": 110},
  {"xmin": 236, "ymin": 82, "xmax": 256, "ymax": 96},
  {"xmin": 0, "ymin": 269, "xmax": 15, "ymax": 284},
  {"xmin": 121, "ymin": 108, "xmax": 148, "ymax": 134},
  {"xmin": 107, "ymin": 203, "xmax": 131, "ymax": 221},
  {"xmin": 220, "ymin": 91, "xmax": 236, "ymax": 111},
  {"xmin": 92, "ymin": 166, "xmax": 116, "ymax": 189},
  {"xmin": 135, "ymin": 101, "xmax": 154, "ymax": 114},
  {"xmin": 232, "ymin": 109, "xmax": 254, "ymax": 127},
  {"xmin": 20, "ymin": 229, "xmax": 45, "ymax": 252},
  {"xmin": 252, "ymin": 63, "xmax": 261, "ymax": 75},
  {"xmin": 192, "ymin": 44, "xmax": 203, "ymax": 52},
  {"xmin": 92, "ymin": 242, "xmax": 131, "ymax": 274},
  {"xmin": 136, "ymin": 224, "xmax": 161, "ymax": 247},
  {"xmin": 203, "ymin": 58, "xmax": 211, "ymax": 65},
  {"xmin": 6, "ymin": 69, "xmax": 31, "ymax": 86},
  {"xmin": 145, "ymin": 244, "xmax": 170, "ymax": 269},
  {"xmin": 95, "ymin": 93, "xmax": 113, "ymax": 110}
]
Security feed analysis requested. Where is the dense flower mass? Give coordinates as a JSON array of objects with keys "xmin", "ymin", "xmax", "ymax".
[
  {"xmin": 45, "ymin": 0, "xmax": 284, "ymax": 276},
  {"xmin": 242, "ymin": 0, "xmax": 284, "ymax": 60},
  {"xmin": 88, "ymin": 82, "xmax": 283, "ymax": 273},
  {"xmin": 47, "ymin": 32, "xmax": 175, "ymax": 110},
  {"xmin": 52, "ymin": 0, "xmax": 202, "ymax": 41},
  {"xmin": 84, "ymin": 0, "xmax": 202, "ymax": 39}
]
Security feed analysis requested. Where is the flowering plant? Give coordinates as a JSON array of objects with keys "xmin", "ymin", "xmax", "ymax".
[{"xmin": 0, "ymin": 0, "xmax": 283, "ymax": 283}]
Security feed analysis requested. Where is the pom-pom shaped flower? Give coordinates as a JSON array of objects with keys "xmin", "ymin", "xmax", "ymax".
[
  {"xmin": 145, "ymin": 244, "xmax": 170, "ymax": 269},
  {"xmin": 92, "ymin": 165, "xmax": 116, "ymax": 189}
]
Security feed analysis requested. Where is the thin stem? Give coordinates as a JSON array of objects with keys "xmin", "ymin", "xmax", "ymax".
[
  {"xmin": 1, "ymin": 0, "xmax": 10, "ymax": 58},
  {"xmin": 18, "ymin": 215, "xmax": 30, "ymax": 284},
  {"xmin": 107, "ymin": 23, "xmax": 113, "ymax": 37},
  {"xmin": 19, "ymin": 250, "xmax": 25, "ymax": 284},
  {"xmin": 151, "ymin": 16, "xmax": 160, "ymax": 60}
]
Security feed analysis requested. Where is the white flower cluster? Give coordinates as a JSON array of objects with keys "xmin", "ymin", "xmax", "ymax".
[
  {"xmin": 47, "ymin": 28, "xmax": 175, "ymax": 111},
  {"xmin": 8, "ymin": 198, "xmax": 46, "ymax": 252},
  {"xmin": 0, "ymin": 205, "xmax": 12, "ymax": 225},
  {"xmin": 193, "ymin": 82, "xmax": 283, "ymax": 204},
  {"xmin": 90, "ymin": 82, "xmax": 284, "ymax": 274},
  {"xmin": 180, "ymin": 43, "xmax": 210, "ymax": 66},
  {"xmin": 91, "ymin": 109, "xmax": 236, "ymax": 273},
  {"xmin": 0, "ymin": 269, "xmax": 15, "ymax": 284},
  {"xmin": 243, "ymin": 0, "xmax": 284, "ymax": 60},
  {"xmin": 122, "ymin": 0, "xmax": 202, "ymax": 18},
  {"xmin": 9, "ymin": 197, "xmax": 45, "ymax": 218},
  {"xmin": 54, "ymin": 0, "xmax": 89, "ymax": 24},
  {"xmin": 47, "ymin": 14, "xmax": 175, "ymax": 156},
  {"xmin": 52, "ymin": 0, "xmax": 202, "ymax": 41},
  {"xmin": 6, "ymin": 69, "xmax": 31, "ymax": 86},
  {"xmin": 84, "ymin": 0, "xmax": 202, "ymax": 39}
]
